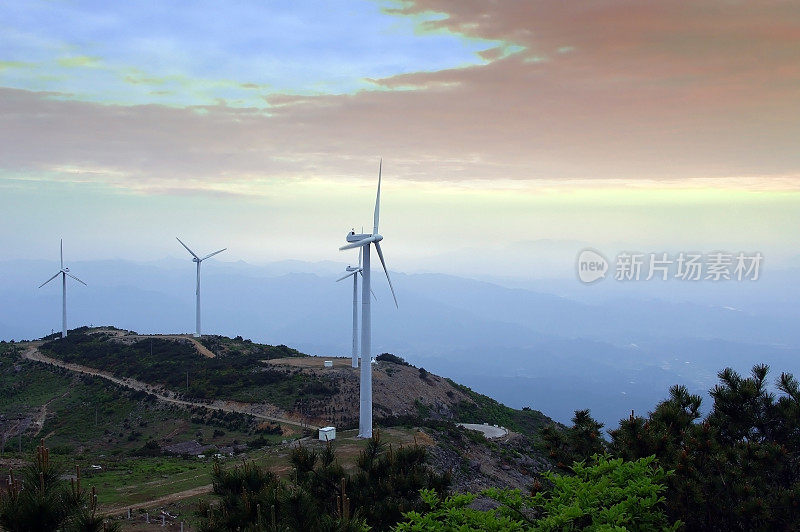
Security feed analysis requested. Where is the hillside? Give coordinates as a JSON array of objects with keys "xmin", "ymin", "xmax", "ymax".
[
  {"xmin": 5, "ymin": 328, "xmax": 794, "ymax": 530},
  {"xmin": 34, "ymin": 327, "xmax": 552, "ymax": 434},
  {"xmin": 0, "ymin": 327, "xmax": 557, "ymax": 526}
]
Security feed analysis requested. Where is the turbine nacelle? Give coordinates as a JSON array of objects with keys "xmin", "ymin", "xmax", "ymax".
[
  {"xmin": 339, "ymin": 234, "xmax": 382, "ymax": 251},
  {"xmin": 346, "ymin": 232, "xmax": 372, "ymax": 242}
]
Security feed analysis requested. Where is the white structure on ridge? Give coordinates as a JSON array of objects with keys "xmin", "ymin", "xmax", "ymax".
[{"xmin": 319, "ymin": 426, "xmax": 336, "ymax": 441}]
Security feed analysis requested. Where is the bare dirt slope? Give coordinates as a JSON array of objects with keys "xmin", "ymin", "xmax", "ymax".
[{"xmin": 267, "ymin": 356, "xmax": 475, "ymax": 426}]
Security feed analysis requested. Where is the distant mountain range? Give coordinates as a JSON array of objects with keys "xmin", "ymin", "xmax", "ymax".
[{"xmin": 1, "ymin": 257, "xmax": 798, "ymax": 427}]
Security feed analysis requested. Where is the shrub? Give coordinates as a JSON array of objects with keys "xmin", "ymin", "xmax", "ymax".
[
  {"xmin": 396, "ymin": 455, "xmax": 680, "ymax": 531},
  {"xmin": 376, "ymin": 353, "xmax": 411, "ymax": 366}
]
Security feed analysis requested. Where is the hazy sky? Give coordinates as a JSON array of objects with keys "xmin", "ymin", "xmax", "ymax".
[{"xmin": 2, "ymin": 0, "xmax": 799, "ymax": 277}]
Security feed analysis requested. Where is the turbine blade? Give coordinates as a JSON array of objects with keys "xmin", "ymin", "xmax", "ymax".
[
  {"xmin": 373, "ymin": 159, "xmax": 382, "ymax": 234},
  {"xmin": 38, "ymin": 272, "xmax": 60, "ymax": 288},
  {"xmin": 66, "ymin": 272, "xmax": 87, "ymax": 286},
  {"xmin": 339, "ymin": 236, "xmax": 375, "ymax": 251},
  {"xmin": 60, "ymin": 239, "xmax": 63, "ymax": 269},
  {"xmin": 374, "ymin": 241, "xmax": 398, "ymax": 308},
  {"xmin": 358, "ymin": 246, "xmax": 362, "ymax": 268},
  {"xmin": 176, "ymin": 237, "xmax": 199, "ymax": 259},
  {"xmin": 336, "ymin": 271, "xmax": 357, "ymax": 282},
  {"xmin": 201, "ymin": 248, "xmax": 226, "ymax": 261}
]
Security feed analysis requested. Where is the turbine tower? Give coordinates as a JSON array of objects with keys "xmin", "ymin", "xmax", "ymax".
[
  {"xmin": 339, "ymin": 160, "xmax": 398, "ymax": 438},
  {"xmin": 336, "ymin": 246, "xmax": 376, "ymax": 368},
  {"xmin": 38, "ymin": 239, "xmax": 86, "ymax": 339},
  {"xmin": 176, "ymin": 237, "xmax": 226, "ymax": 338}
]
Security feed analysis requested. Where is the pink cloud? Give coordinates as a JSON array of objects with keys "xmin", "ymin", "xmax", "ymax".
[{"xmin": 1, "ymin": 1, "xmax": 799, "ymax": 190}]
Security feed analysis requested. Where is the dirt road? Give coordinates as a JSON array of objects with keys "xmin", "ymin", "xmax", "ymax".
[
  {"xmin": 20, "ymin": 344, "xmax": 317, "ymax": 431},
  {"xmin": 103, "ymin": 484, "xmax": 213, "ymax": 516},
  {"xmin": 95, "ymin": 329, "xmax": 216, "ymax": 358}
]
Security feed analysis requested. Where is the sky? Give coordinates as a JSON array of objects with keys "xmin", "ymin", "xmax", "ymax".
[{"xmin": 1, "ymin": 0, "xmax": 799, "ymax": 278}]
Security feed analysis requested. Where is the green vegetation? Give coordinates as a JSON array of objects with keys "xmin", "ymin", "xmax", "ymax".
[
  {"xmin": 347, "ymin": 433, "xmax": 451, "ymax": 529},
  {"xmin": 376, "ymin": 353, "xmax": 411, "ymax": 366},
  {"xmin": 39, "ymin": 331, "xmax": 336, "ymax": 409},
  {"xmin": 85, "ymin": 457, "xmax": 213, "ymax": 507},
  {"xmin": 200, "ymin": 432, "xmax": 450, "ymax": 531},
  {"xmin": 12, "ymin": 336, "xmax": 799, "ymax": 530},
  {"xmin": 199, "ymin": 334, "xmax": 304, "ymax": 360},
  {"xmin": 396, "ymin": 455, "xmax": 679, "ymax": 531},
  {"xmin": 0, "ymin": 441, "xmax": 120, "ymax": 532},
  {"xmin": 541, "ymin": 409, "xmax": 605, "ymax": 468},
  {"xmin": 543, "ymin": 364, "xmax": 800, "ymax": 531},
  {"xmin": 446, "ymin": 379, "xmax": 550, "ymax": 437},
  {"xmin": 0, "ymin": 362, "xmax": 259, "ymax": 457},
  {"xmin": 0, "ymin": 341, "xmax": 283, "ymax": 500}
]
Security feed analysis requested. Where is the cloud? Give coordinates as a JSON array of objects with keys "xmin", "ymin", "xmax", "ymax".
[
  {"xmin": 0, "ymin": 60, "xmax": 32, "ymax": 71},
  {"xmin": 1, "ymin": 1, "xmax": 799, "ymax": 191},
  {"xmin": 57, "ymin": 55, "xmax": 102, "ymax": 68},
  {"xmin": 0, "ymin": 0, "xmax": 499, "ymax": 106}
]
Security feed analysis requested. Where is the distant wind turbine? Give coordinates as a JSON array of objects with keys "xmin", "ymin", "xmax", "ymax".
[
  {"xmin": 176, "ymin": 237, "xmax": 226, "ymax": 338},
  {"xmin": 339, "ymin": 160, "xmax": 398, "ymax": 438},
  {"xmin": 38, "ymin": 239, "xmax": 86, "ymax": 339},
  {"xmin": 336, "ymin": 244, "xmax": 376, "ymax": 368}
]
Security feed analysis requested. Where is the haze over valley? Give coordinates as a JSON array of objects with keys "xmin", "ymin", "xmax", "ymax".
[{"xmin": 3, "ymin": 255, "xmax": 797, "ymax": 427}]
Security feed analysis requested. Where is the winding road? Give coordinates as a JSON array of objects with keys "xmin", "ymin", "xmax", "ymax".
[{"xmin": 20, "ymin": 343, "xmax": 318, "ymax": 431}]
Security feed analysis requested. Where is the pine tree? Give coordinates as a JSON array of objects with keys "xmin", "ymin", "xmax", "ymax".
[{"xmin": 0, "ymin": 440, "xmax": 119, "ymax": 532}]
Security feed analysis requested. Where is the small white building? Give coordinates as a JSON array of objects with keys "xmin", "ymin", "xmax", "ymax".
[
  {"xmin": 319, "ymin": 426, "xmax": 336, "ymax": 441},
  {"xmin": 324, "ymin": 360, "xmax": 333, "ymax": 368}
]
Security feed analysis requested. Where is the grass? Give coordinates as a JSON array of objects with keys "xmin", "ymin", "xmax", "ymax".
[
  {"xmin": 88, "ymin": 427, "xmax": 422, "ymax": 509},
  {"xmin": 0, "ymin": 345, "xmax": 71, "ymax": 413},
  {"xmin": 84, "ymin": 456, "xmax": 214, "ymax": 507}
]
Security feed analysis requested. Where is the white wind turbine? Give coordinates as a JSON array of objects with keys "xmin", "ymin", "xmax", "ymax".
[
  {"xmin": 336, "ymin": 244, "xmax": 376, "ymax": 368},
  {"xmin": 339, "ymin": 160, "xmax": 398, "ymax": 438},
  {"xmin": 176, "ymin": 237, "xmax": 226, "ymax": 338},
  {"xmin": 38, "ymin": 239, "xmax": 86, "ymax": 339}
]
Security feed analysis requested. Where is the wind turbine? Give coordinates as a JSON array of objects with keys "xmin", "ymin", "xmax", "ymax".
[
  {"xmin": 336, "ymin": 245, "xmax": 376, "ymax": 369},
  {"xmin": 38, "ymin": 239, "xmax": 86, "ymax": 339},
  {"xmin": 176, "ymin": 237, "xmax": 226, "ymax": 338},
  {"xmin": 339, "ymin": 160, "xmax": 398, "ymax": 438}
]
